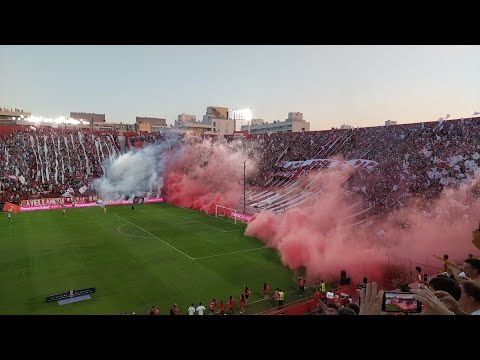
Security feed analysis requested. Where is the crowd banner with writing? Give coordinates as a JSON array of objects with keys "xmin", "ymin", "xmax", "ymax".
[
  {"xmin": 21, "ymin": 197, "xmax": 164, "ymax": 212},
  {"xmin": 274, "ymin": 158, "xmax": 379, "ymax": 178}
]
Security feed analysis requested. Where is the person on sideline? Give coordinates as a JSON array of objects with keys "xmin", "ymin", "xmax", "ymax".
[
  {"xmin": 196, "ymin": 302, "xmax": 206, "ymax": 315},
  {"xmin": 273, "ymin": 288, "xmax": 280, "ymax": 306},
  {"xmin": 209, "ymin": 299, "xmax": 217, "ymax": 315},
  {"xmin": 278, "ymin": 289, "xmax": 285, "ymax": 308},
  {"xmin": 239, "ymin": 294, "xmax": 245, "ymax": 313},
  {"xmin": 228, "ymin": 296, "xmax": 235, "ymax": 315},
  {"xmin": 262, "ymin": 282, "xmax": 269, "ymax": 301},
  {"xmin": 244, "ymin": 286, "xmax": 251, "ymax": 306}
]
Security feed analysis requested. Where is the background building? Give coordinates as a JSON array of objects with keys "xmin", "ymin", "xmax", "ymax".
[
  {"xmin": 176, "ymin": 114, "xmax": 197, "ymax": 124},
  {"xmin": 241, "ymin": 112, "xmax": 310, "ymax": 134},
  {"xmin": 206, "ymin": 106, "xmax": 229, "ymax": 119},
  {"xmin": 171, "ymin": 106, "xmax": 235, "ymax": 135},
  {"xmin": 135, "ymin": 117, "xmax": 167, "ymax": 132},
  {"xmin": 70, "ymin": 112, "xmax": 105, "ymax": 123},
  {"xmin": 0, "ymin": 108, "xmax": 31, "ymax": 125},
  {"xmin": 385, "ymin": 120, "xmax": 397, "ymax": 126}
]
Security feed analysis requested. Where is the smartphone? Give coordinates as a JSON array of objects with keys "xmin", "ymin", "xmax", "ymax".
[
  {"xmin": 423, "ymin": 273, "xmax": 428, "ymax": 282},
  {"xmin": 382, "ymin": 292, "xmax": 422, "ymax": 313}
]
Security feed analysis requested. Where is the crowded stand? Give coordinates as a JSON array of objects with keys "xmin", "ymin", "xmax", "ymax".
[
  {"xmin": 241, "ymin": 117, "xmax": 480, "ymax": 221},
  {"xmin": 0, "ymin": 126, "xmax": 120, "ymax": 203},
  {"xmin": 3, "ymin": 117, "xmax": 480, "ymax": 217},
  {"xmin": 2, "ymin": 117, "xmax": 480, "ymax": 315}
]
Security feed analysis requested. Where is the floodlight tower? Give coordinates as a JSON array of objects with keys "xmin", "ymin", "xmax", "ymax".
[{"xmin": 243, "ymin": 161, "xmax": 246, "ymax": 215}]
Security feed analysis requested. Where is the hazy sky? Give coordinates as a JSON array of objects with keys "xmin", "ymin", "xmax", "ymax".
[{"xmin": 1, "ymin": 45, "xmax": 479, "ymax": 130}]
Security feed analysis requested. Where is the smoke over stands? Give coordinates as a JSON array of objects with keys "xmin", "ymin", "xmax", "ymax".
[
  {"xmin": 246, "ymin": 167, "xmax": 480, "ymax": 284},
  {"xmin": 95, "ymin": 134, "xmax": 479, "ymax": 285},
  {"xmin": 161, "ymin": 138, "xmax": 258, "ymax": 214}
]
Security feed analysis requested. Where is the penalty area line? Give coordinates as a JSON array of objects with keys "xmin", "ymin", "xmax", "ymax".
[{"xmin": 113, "ymin": 213, "xmax": 194, "ymax": 260}]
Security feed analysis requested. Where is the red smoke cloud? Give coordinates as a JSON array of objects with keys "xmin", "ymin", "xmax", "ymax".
[
  {"xmin": 161, "ymin": 138, "xmax": 480, "ymax": 287},
  {"xmin": 162, "ymin": 139, "xmax": 257, "ymax": 214},
  {"xmin": 245, "ymin": 167, "xmax": 480, "ymax": 286}
]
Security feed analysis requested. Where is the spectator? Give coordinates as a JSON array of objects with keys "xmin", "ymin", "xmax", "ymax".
[
  {"xmin": 357, "ymin": 282, "xmax": 384, "ymax": 315},
  {"xmin": 463, "ymin": 258, "xmax": 480, "ymax": 283},
  {"xmin": 337, "ymin": 307, "xmax": 356, "ymax": 315},
  {"xmin": 347, "ymin": 302, "xmax": 360, "ymax": 315},
  {"xmin": 431, "ymin": 281, "xmax": 480, "ymax": 315},
  {"xmin": 196, "ymin": 302, "xmax": 206, "ymax": 315},
  {"xmin": 149, "ymin": 306, "xmax": 158, "ymax": 315},
  {"xmin": 458, "ymin": 280, "xmax": 480, "ymax": 315},
  {"xmin": 428, "ymin": 276, "xmax": 461, "ymax": 301},
  {"xmin": 318, "ymin": 302, "xmax": 339, "ymax": 315}
]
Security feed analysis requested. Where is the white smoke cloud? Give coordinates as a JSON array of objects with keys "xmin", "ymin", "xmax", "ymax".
[{"xmin": 92, "ymin": 136, "xmax": 179, "ymax": 200}]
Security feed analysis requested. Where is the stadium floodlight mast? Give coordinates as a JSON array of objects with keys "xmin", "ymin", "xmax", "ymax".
[{"xmin": 243, "ymin": 161, "xmax": 246, "ymax": 215}]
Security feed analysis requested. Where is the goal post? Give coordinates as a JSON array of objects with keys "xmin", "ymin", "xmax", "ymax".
[{"xmin": 215, "ymin": 205, "xmax": 240, "ymax": 224}]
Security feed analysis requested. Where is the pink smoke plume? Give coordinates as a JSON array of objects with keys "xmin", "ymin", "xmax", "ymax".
[
  {"xmin": 245, "ymin": 166, "xmax": 480, "ymax": 286},
  {"xmin": 159, "ymin": 137, "xmax": 479, "ymax": 287},
  {"xmin": 162, "ymin": 139, "xmax": 257, "ymax": 214}
]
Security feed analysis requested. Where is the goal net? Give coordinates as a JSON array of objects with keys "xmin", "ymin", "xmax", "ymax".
[{"xmin": 215, "ymin": 205, "xmax": 241, "ymax": 224}]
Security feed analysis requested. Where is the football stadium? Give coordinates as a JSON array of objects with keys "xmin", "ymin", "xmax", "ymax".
[{"xmin": 1, "ymin": 45, "xmax": 480, "ymax": 316}]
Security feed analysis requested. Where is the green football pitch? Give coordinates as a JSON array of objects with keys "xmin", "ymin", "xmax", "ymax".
[{"xmin": 0, "ymin": 203, "xmax": 305, "ymax": 315}]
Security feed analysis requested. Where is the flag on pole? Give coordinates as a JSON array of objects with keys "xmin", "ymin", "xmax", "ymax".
[{"xmin": 3, "ymin": 202, "xmax": 20, "ymax": 214}]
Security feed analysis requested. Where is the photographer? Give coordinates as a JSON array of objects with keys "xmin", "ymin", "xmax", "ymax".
[
  {"xmin": 357, "ymin": 282, "xmax": 384, "ymax": 315},
  {"xmin": 433, "ymin": 280, "xmax": 480, "ymax": 315},
  {"xmin": 410, "ymin": 284, "xmax": 453, "ymax": 315}
]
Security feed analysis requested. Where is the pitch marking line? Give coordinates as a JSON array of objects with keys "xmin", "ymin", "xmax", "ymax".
[
  {"xmin": 117, "ymin": 223, "xmax": 155, "ymax": 239},
  {"xmin": 194, "ymin": 246, "xmax": 268, "ymax": 260},
  {"xmin": 181, "ymin": 216, "xmax": 243, "ymax": 233},
  {"xmin": 113, "ymin": 213, "xmax": 194, "ymax": 260}
]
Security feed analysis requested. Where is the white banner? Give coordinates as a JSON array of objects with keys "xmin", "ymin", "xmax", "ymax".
[{"xmin": 276, "ymin": 158, "xmax": 378, "ymax": 171}]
